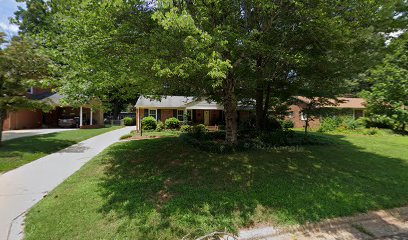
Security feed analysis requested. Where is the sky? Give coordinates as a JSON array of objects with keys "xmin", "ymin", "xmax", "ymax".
[{"xmin": 0, "ymin": 0, "xmax": 25, "ymax": 38}]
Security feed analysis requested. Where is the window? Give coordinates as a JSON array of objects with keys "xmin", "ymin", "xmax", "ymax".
[
  {"xmin": 177, "ymin": 110, "xmax": 184, "ymax": 121},
  {"xmin": 287, "ymin": 111, "xmax": 294, "ymax": 118},
  {"xmin": 27, "ymin": 87, "xmax": 33, "ymax": 94},
  {"xmin": 300, "ymin": 112, "xmax": 307, "ymax": 121},
  {"xmin": 149, "ymin": 109, "xmax": 157, "ymax": 120}
]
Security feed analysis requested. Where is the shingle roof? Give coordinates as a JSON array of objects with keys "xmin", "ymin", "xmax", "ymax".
[
  {"xmin": 294, "ymin": 96, "xmax": 366, "ymax": 109},
  {"xmin": 336, "ymin": 98, "xmax": 366, "ymax": 109},
  {"xmin": 135, "ymin": 96, "xmax": 195, "ymax": 108}
]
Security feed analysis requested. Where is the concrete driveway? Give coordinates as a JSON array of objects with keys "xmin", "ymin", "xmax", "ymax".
[{"xmin": 2, "ymin": 129, "xmax": 76, "ymax": 141}]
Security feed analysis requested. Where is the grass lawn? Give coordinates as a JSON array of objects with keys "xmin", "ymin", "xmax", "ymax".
[
  {"xmin": 0, "ymin": 126, "xmax": 121, "ymax": 173},
  {"xmin": 25, "ymin": 132, "xmax": 408, "ymax": 239}
]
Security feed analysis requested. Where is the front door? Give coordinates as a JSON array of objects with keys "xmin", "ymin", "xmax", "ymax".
[{"xmin": 204, "ymin": 111, "xmax": 210, "ymax": 125}]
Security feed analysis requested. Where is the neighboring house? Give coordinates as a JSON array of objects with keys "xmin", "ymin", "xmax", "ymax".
[
  {"xmin": 286, "ymin": 97, "xmax": 367, "ymax": 129},
  {"xmin": 134, "ymin": 96, "xmax": 253, "ymax": 130},
  {"xmin": 2, "ymin": 88, "xmax": 104, "ymax": 130}
]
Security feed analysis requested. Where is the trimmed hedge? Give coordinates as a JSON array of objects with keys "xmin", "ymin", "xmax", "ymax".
[
  {"xmin": 123, "ymin": 117, "xmax": 135, "ymax": 126},
  {"xmin": 165, "ymin": 117, "xmax": 180, "ymax": 129},
  {"xmin": 141, "ymin": 116, "xmax": 157, "ymax": 130}
]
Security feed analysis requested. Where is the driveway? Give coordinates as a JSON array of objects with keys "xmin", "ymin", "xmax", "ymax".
[
  {"xmin": 2, "ymin": 128, "xmax": 75, "ymax": 141},
  {"xmin": 0, "ymin": 126, "xmax": 134, "ymax": 240}
]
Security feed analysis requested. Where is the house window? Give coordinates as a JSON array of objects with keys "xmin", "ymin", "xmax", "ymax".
[
  {"xmin": 27, "ymin": 87, "xmax": 34, "ymax": 94},
  {"xmin": 177, "ymin": 110, "xmax": 184, "ymax": 121},
  {"xmin": 149, "ymin": 109, "xmax": 157, "ymax": 120},
  {"xmin": 300, "ymin": 112, "xmax": 307, "ymax": 121},
  {"xmin": 287, "ymin": 111, "xmax": 294, "ymax": 118}
]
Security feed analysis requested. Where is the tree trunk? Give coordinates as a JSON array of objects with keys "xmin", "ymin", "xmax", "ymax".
[
  {"xmin": 262, "ymin": 82, "xmax": 272, "ymax": 129},
  {"xmin": 255, "ymin": 80, "xmax": 264, "ymax": 131},
  {"xmin": 0, "ymin": 109, "xmax": 5, "ymax": 145},
  {"xmin": 223, "ymin": 77, "xmax": 238, "ymax": 144},
  {"xmin": 304, "ymin": 118, "xmax": 309, "ymax": 135}
]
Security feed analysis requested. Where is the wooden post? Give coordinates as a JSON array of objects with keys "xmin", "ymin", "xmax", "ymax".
[{"xmin": 80, "ymin": 106, "xmax": 83, "ymax": 127}]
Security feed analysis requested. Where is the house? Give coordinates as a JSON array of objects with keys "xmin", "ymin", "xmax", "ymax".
[
  {"xmin": 287, "ymin": 97, "xmax": 367, "ymax": 128},
  {"xmin": 134, "ymin": 96, "xmax": 254, "ymax": 130},
  {"xmin": 2, "ymin": 88, "xmax": 104, "ymax": 130}
]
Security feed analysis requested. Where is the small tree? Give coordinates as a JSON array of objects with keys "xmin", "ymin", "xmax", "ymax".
[
  {"xmin": 296, "ymin": 97, "xmax": 337, "ymax": 135},
  {"xmin": 0, "ymin": 34, "xmax": 51, "ymax": 145}
]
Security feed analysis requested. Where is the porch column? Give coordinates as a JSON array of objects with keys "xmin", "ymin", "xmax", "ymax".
[
  {"xmin": 183, "ymin": 109, "xmax": 188, "ymax": 124},
  {"xmin": 90, "ymin": 108, "xmax": 93, "ymax": 125},
  {"xmin": 79, "ymin": 106, "xmax": 83, "ymax": 127}
]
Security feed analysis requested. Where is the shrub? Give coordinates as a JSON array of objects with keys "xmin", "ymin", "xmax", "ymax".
[
  {"xmin": 156, "ymin": 121, "xmax": 164, "ymax": 131},
  {"xmin": 141, "ymin": 116, "xmax": 157, "ymax": 130},
  {"xmin": 123, "ymin": 117, "xmax": 135, "ymax": 126},
  {"xmin": 318, "ymin": 117, "xmax": 340, "ymax": 132},
  {"xmin": 281, "ymin": 120, "xmax": 294, "ymax": 129},
  {"xmin": 165, "ymin": 117, "xmax": 180, "ymax": 129},
  {"xmin": 264, "ymin": 117, "xmax": 282, "ymax": 131},
  {"xmin": 362, "ymin": 128, "xmax": 378, "ymax": 135},
  {"xmin": 120, "ymin": 133, "xmax": 133, "ymax": 140},
  {"xmin": 180, "ymin": 125, "xmax": 192, "ymax": 132},
  {"xmin": 191, "ymin": 124, "xmax": 207, "ymax": 136},
  {"xmin": 339, "ymin": 116, "xmax": 361, "ymax": 130},
  {"xmin": 359, "ymin": 115, "xmax": 396, "ymax": 129}
]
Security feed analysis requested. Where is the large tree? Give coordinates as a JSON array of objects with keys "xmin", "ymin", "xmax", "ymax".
[
  {"xmin": 362, "ymin": 32, "xmax": 408, "ymax": 131},
  {"xmin": 14, "ymin": 0, "xmax": 407, "ymax": 143},
  {"xmin": 0, "ymin": 33, "xmax": 51, "ymax": 144}
]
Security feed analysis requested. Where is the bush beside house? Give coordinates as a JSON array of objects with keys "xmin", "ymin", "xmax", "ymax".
[
  {"xmin": 165, "ymin": 117, "xmax": 180, "ymax": 129},
  {"xmin": 141, "ymin": 116, "xmax": 157, "ymax": 130}
]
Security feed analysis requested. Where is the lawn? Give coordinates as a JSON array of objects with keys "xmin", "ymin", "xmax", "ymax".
[
  {"xmin": 0, "ymin": 126, "xmax": 121, "ymax": 172},
  {"xmin": 24, "ymin": 132, "xmax": 408, "ymax": 239}
]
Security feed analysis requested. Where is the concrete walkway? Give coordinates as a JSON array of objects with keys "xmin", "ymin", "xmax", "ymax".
[
  {"xmin": 239, "ymin": 206, "xmax": 408, "ymax": 240},
  {"xmin": 2, "ymin": 128, "xmax": 75, "ymax": 141},
  {"xmin": 0, "ymin": 126, "xmax": 134, "ymax": 240}
]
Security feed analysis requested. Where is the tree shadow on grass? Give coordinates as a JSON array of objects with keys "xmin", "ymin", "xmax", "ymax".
[
  {"xmin": 0, "ymin": 133, "xmax": 77, "ymax": 172},
  {"xmin": 98, "ymin": 135, "xmax": 408, "ymax": 238}
]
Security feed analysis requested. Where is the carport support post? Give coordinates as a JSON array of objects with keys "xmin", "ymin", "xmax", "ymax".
[
  {"xmin": 79, "ymin": 106, "xmax": 83, "ymax": 127},
  {"xmin": 90, "ymin": 108, "xmax": 93, "ymax": 125}
]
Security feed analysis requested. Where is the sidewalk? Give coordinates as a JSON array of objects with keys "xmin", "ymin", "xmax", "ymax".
[
  {"xmin": 239, "ymin": 206, "xmax": 408, "ymax": 240},
  {"xmin": 0, "ymin": 126, "xmax": 134, "ymax": 240}
]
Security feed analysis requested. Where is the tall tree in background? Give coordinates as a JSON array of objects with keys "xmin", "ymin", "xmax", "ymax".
[
  {"xmin": 14, "ymin": 0, "xmax": 157, "ymax": 117},
  {"xmin": 362, "ymin": 33, "xmax": 408, "ymax": 131},
  {"xmin": 14, "ymin": 0, "xmax": 407, "ymax": 143},
  {"xmin": 0, "ymin": 33, "xmax": 51, "ymax": 144},
  {"xmin": 150, "ymin": 0, "xmax": 407, "ymax": 141}
]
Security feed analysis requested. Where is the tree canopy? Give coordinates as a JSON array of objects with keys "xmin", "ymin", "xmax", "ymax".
[
  {"xmin": 0, "ymin": 33, "xmax": 51, "ymax": 143},
  {"xmin": 362, "ymin": 32, "xmax": 408, "ymax": 131},
  {"xmin": 13, "ymin": 0, "xmax": 408, "ymax": 143}
]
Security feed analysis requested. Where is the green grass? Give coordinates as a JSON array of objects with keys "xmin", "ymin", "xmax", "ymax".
[
  {"xmin": 0, "ymin": 126, "xmax": 121, "ymax": 172},
  {"xmin": 25, "ymin": 132, "xmax": 408, "ymax": 239}
]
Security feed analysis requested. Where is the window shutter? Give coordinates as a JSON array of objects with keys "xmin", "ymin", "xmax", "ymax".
[
  {"xmin": 144, "ymin": 109, "xmax": 148, "ymax": 117},
  {"xmin": 173, "ymin": 109, "xmax": 177, "ymax": 118},
  {"xmin": 157, "ymin": 109, "xmax": 162, "ymax": 121}
]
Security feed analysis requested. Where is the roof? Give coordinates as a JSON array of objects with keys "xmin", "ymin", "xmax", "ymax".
[
  {"xmin": 135, "ymin": 96, "xmax": 255, "ymax": 110},
  {"xmin": 135, "ymin": 96, "xmax": 195, "ymax": 108},
  {"xmin": 294, "ymin": 96, "xmax": 366, "ymax": 109},
  {"xmin": 40, "ymin": 92, "xmax": 65, "ymax": 106},
  {"xmin": 336, "ymin": 98, "xmax": 366, "ymax": 109}
]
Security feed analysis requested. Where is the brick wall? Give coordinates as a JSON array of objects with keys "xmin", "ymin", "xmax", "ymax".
[
  {"xmin": 161, "ymin": 109, "xmax": 174, "ymax": 122},
  {"xmin": 287, "ymin": 104, "xmax": 321, "ymax": 129},
  {"xmin": 3, "ymin": 110, "xmax": 42, "ymax": 130}
]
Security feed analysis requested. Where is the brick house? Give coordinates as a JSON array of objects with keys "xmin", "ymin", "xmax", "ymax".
[
  {"xmin": 135, "ymin": 96, "xmax": 253, "ymax": 130},
  {"xmin": 286, "ymin": 97, "xmax": 367, "ymax": 129},
  {"xmin": 2, "ymin": 88, "xmax": 104, "ymax": 131}
]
